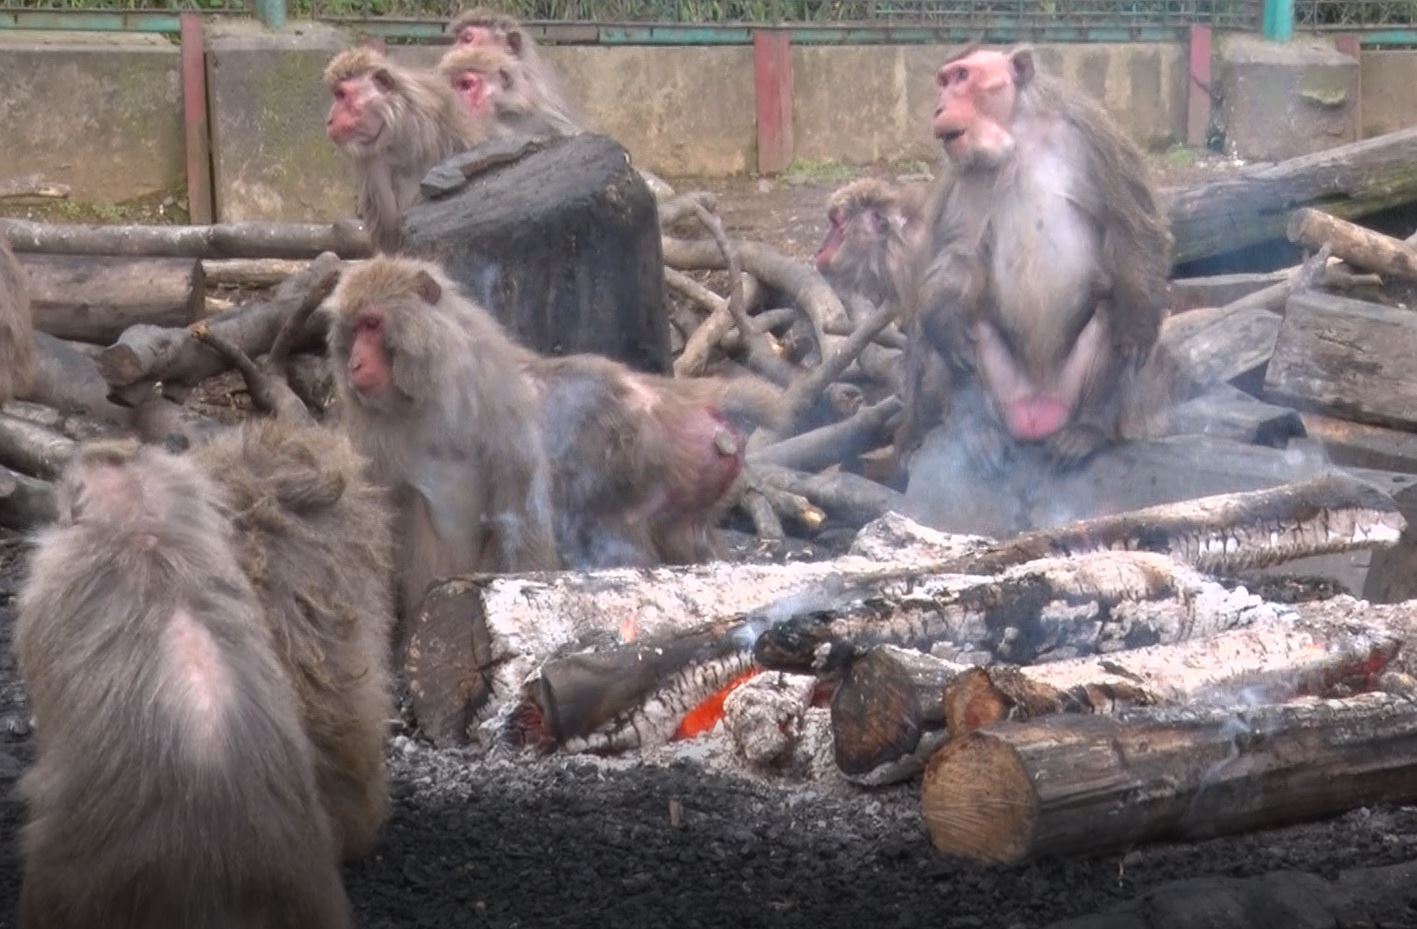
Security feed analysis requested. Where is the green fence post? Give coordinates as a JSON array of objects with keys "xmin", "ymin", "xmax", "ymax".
[
  {"xmin": 252, "ymin": 0, "xmax": 287, "ymax": 30},
  {"xmin": 1262, "ymin": 0, "xmax": 1294, "ymax": 41}
]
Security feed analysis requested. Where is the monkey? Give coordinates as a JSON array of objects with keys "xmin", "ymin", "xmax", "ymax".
[
  {"xmin": 436, "ymin": 44, "xmax": 564, "ymax": 138},
  {"xmin": 1, "ymin": 232, "xmax": 35, "ymax": 404},
  {"xmin": 324, "ymin": 46, "xmax": 483, "ymax": 254},
  {"xmin": 15, "ymin": 440, "xmax": 355, "ymax": 929},
  {"xmin": 326, "ymin": 255, "xmax": 561, "ymax": 626},
  {"xmin": 899, "ymin": 44, "xmax": 1172, "ymax": 473},
  {"xmin": 192, "ymin": 417, "xmax": 396, "ymax": 861},
  {"xmin": 446, "ymin": 6, "xmax": 583, "ymax": 137},
  {"xmin": 815, "ymin": 177, "xmax": 929, "ymax": 308},
  {"xmin": 326, "ymin": 257, "xmax": 784, "ymax": 593}
]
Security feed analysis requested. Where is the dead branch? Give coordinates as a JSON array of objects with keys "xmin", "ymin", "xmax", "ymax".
[
  {"xmin": 750, "ymin": 463, "xmax": 905, "ymax": 526},
  {"xmin": 667, "ymin": 268, "xmax": 795, "ymax": 383},
  {"xmin": 0, "ymin": 175, "xmax": 70, "ymax": 200},
  {"xmin": 0, "ymin": 464, "xmax": 56, "ymax": 531},
  {"xmin": 0, "ymin": 413, "xmax": 76, "ymax": 480},
  {"xmin": 656, "ymin": 191, "xmax": 718, "ymax": 228},
  {"xmin": 202, "ymin": 258, "xmax": 316, "ymax": 288},
  {"xmin": 0, "ymin": 218, "xmax": 372, "ymax": 260},
  {"xmin": 188, "ymin": 323, "xmax": 314, "ymax": 427},
  {"xmin": 1288, "ymin": 208, "xmax": 1417, "ymax": 281},
  {"xmin": 750, "ymin": 396, "xmax": 902, "ymax": 473},
  {"xmin": 742, "ymin": 488, "xmax": 786, "ymax": 542}
]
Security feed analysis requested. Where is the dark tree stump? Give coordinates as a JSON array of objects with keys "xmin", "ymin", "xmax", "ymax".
[{"xmin": 402, "ymin": 133, "xmax": 670, "ymax": 374}]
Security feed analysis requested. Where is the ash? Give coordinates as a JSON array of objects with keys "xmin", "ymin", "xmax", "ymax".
[{"xmin": 3, "ymin": 533, "xmax": 1417, "ymax": 929}]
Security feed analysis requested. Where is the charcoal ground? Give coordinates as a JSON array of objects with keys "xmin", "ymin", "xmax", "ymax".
[{"xmin": 2, "ymin": 534, "xmax": 1417, "ymax": 928}]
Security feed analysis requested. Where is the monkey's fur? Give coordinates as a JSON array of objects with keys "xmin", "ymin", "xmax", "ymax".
[
  {"xmin": 328, "ymin": 257, "xmax": 785, "ymax": 592},
  {"xmin": 327, "ymin": 256, "xmax": 561, "ymax": 625},
  {"xmin": 818, "ymin": 177, "xmax": 927, "ymax": 308},
  {"xmin": 323, "ymin": 46, "xmax": 483, "ymax": 253},
  {"xmin": 0, "ymin": 234, "xmax": 35, "ymax": 403},
  {"xmin": 437, "ymin": 44, "xmax": 566, "ymax": 139},
  {"xmin": 193, "ymin": 417, "xmax": 396, "ymax": 860},
  {"xmin": 16, "ymin": 440, "xmax": 356, "ymax": 929},
  {"xmin": 900, "ymin": 46, "xmax": 1172, "ymax": 469},
  {"xmin": 446, "ymin": 6, "xmax": 582, "ymax": 137}
]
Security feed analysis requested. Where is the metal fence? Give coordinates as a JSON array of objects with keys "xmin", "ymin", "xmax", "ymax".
[{"xmin": 1295, "ymin": 0, "xmax": 1416, "ymax": 30}]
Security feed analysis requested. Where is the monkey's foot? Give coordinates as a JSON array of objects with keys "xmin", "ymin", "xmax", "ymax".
[{"xmin": 1046, "ymin": 424, "xmax": 1110, "ymax": 471}]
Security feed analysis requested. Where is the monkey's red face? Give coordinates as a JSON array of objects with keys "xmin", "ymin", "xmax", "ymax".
[
  {"xmin": 451, "ymin": 70, "xmax": 496, "ymax": 117},
  {"xmin": 326, "ymin": 72, "xmax": 391, "ymax": 151},
  {"xmin": 816, "ymin": 205, "xmax": 892, "ymax": 275},
  {"xmin": 933, "ymin": 49, "xmax": 1031, "ymax": 168},
  {"xmin": 814, "ymin": 207, "xmax": 849, "ymax": 273},
  {"xmin": 347, "ymin": 308, "xmax": 395, "ymax": 399}
]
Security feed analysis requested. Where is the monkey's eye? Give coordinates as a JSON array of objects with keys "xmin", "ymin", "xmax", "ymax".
[
  {"xmin": 333, "ymin": 85, "xmax": 347, "ymax": 101},
  {"xmin": 828, "ymin": 207, "xmax": 844, "ymax": 227}
]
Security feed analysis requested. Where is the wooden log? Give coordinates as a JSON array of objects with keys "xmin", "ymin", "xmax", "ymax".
[
  {"xmin": 0, "ymin": 175, "xmax": 69, "ymax": 200},
  {"xmin": 919, "ymin": 691, "xmax": 1417, "ymax": 864},
  {"xmin": 0, "ymin": 218, "xmax": 372, "ymax": 259},
  {"xmin": 202, "ymin": 257, "xmax": 320, "ymax": 288},
  {"xmin": 831, "ymin": 645, "xmax": 967, "ymax": 779},
  {"xmin": 0, "ymin": 400, "xmax": 119, "ymax": 442},
  {"xmin": 0, "ymin": 413, "xmax": 75, "ymax": 480},
  {"xmin": 1287, "ymin": 208, "xmax": 1417, "ymax": 281},
  {"xmin": 96, "ymin": 252, "xmax": 341, "ymax": 388},
  {"xmin": 1264, "ymin": 290, "xmax": 1417, "ymax": 431},
  {"xmin": 19, "ymin": 254, "xmax": 205, "ymax": 344},
  {"xmin": 26, "ymin": 332, "xmax": 132, "ymax": 427},
  {"xmin": 748, "ymin": 396, "xmax": 901, "ymax": 473},
  {"xmin": 403, "ymin": 134, "xmax": 670, "ymax": 374},
  {"xmin": 1300, "ymin": 412, "xmax": 1417, "ymax": 474},
  {"xmin": 1163, "ymin": 384, "xmax": 1305, "ymax": 448},
  {"xmin": 1163, "ymin": 126, "xmax": 1417, "ymax": 264},
  {"xmin": 0, "ymin": 464, "xmax": 56, "ymax": 530},
  {"xmin": 1156, "ymin": 303, "xmax": 1281, "ymax": 392},
  {"xmin": 723, "ymin": 671, "xmax": 816, "ymax": 768},
  {"xmin": 749, "ymin": 463, "xmax": 905, "ymax": 526},
  {"xmin": 1168, "ymin": 271, "xmax": 1289, "ymax": 312},
  {"xmin": 944, "ymin": 608, "xmax": 1402, "ymax": 738}
]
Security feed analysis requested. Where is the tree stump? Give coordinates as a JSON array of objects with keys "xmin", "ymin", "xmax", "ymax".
[{"xmin": 402, "ymin": 133, "xmax": 670, "ymax": 374}]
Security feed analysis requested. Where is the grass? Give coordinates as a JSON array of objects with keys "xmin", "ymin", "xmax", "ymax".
[
  {"xmin": 779, "ymin": 159, "xmax": 860, "ymax": 184},
  {"xmin": 0, "ymin": 189, "xmax": 189, "ymax": 225}
]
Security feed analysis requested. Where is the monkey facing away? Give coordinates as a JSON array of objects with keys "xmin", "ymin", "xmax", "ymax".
[
  {"xmin": 15, "ymin": 440, "xmax": 355, "ymax": 929},
  {"xmin": 447, "ymin": 6, "xmax": 582, "ymax": 137},
  {"xmin": 193, "ymin": 417, "xmax": 396, "ymax": 861},
  {"xmin": 900, "ymin": 45, "xmax": 1172, "ymax": 471},
  {"xmin": 326, "ymin": 257, "xmax": 784, "ymax": 598},
  {"xmin": 437, "ymin": 44, "xmax": 565, "ymax": 139},
  {"xmin": 1, "ymin": 233, "xmax": 35, "ymax": 404},
  {"xmin": 324, "ymin": 46, "xmax": 483, "ymax": 254}
]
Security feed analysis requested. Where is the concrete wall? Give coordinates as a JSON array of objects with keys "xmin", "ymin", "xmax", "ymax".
[
  {"xmin": 0, "ymin": 32, "xmax": 183, "ymax": 203},
  {"xmin": 0, "ymin": 30, "xmax": 1414, "ymax": 220},
  {"xmin": 1361, "ymin": 50, "xmax": 1417, "ymax": 139}
]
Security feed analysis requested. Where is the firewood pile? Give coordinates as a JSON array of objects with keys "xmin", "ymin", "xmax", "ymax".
[{"xmin": 5, "ymin": 135, "xmax": 1417, "ymax": 867}]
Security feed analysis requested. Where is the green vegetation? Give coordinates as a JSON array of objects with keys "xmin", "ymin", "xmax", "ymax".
[
  {"xmin": 1161, "ymin": 144, "xmax": 1201, "ymax": 168},
  {"xmin": 780, "ymin": 159, "xmax": 860, "ymax": 184},
  {"xmin": 0, "ymin": 189, "xmax": 189, "ymax": 226}
]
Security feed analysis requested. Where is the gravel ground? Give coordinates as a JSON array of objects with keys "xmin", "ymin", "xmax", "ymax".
[{"xmin": 3, "ymin": 530, "xmax": 1417, "ymax": 929}]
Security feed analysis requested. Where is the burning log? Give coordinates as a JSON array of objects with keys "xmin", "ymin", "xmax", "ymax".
[
  {"xmin": 1264, "ymin": 291, "xmax": 1417, "ymax": 432},
  {"xmin": 96, "ymin": 252, "xmax": 341, "ymax": 389},
  {"xmin": 1164, "ymin": 126, "xmax": 1417, "ymax": 263},
  {"xmin": 920, "ymin": 691, "xmax": 1417, "ymax": 864},
  {"xmin": 19, "ymin": 255, "xmax": 206, "ymax": 345},
  {"xmin": 723, "ymin": 671, "xmax": 817, "ymax": 768},
  {"xmin": 0, "ymin": 217, "xmax": 371, "ymax": 259},
  {"xmin": 1287, "ymin": 208, "xmax": 1417, "ymax": 281}
]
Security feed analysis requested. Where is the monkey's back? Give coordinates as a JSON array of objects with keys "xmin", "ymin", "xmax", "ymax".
[{"xmin": 16, "ymin": 515, "xmax": 353, "ymax": 928}]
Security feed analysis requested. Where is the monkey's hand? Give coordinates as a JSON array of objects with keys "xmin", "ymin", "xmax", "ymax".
[{"xmin": 1045, "ymin": 423, "xmax": 1110, "ymax": 472}]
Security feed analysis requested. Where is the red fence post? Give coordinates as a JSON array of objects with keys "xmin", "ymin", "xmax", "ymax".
[
  {"xmin": 180, "ymin": 13, "xmax": 214, "ymax": 224},
  {"xmin": 753, "ymin": 29, "xmax": 794, "ymax": 176},
  {"xmin": 1186, "ymin": 24, "xmax": 1212, "ymax": 149}
]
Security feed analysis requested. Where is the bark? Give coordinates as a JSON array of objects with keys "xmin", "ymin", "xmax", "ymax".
[
  {"xmin": 920, "ymin": 691, "xmax": 1417, "ymax": 864},
  {"xmin": 26, "ymin": 332, "xmax": 133, "ymax": 427},
  {"xmin": 0, "ymin": 218, "xmax": 372, "ymax": 259},
  {"xmin": 96, "ymin": 252, "xmax": 341, "ymax": 388},
  {"xmin": 0, "ymin": 175, "xmax": 69, "ymax": 200},
  {"xmin": 831, "ymin": 645, "xmax": 967, "ymax": 778},
  {"xmin": 1287, "ymin": 208, "xmax": 1417, "ymax": 281},
  {"xmin": 0, "ymin": 413, "xmax": 76, "ymax": 480},
  {"xmin": 749, "ymin": 463, "xmax": 905, "ymax": 527},
  {"xmin": 202, "ymin": 257, "xmax": 325, "ymax": 288},
  {"xmin": 1156, "ymin": 303, "xmax": 1281, "ymax": 392},
  {"xmin": 19, "ymin": 254, "xmax": 205, "ymax": 344},
  {"xmin": 1163, "ymin": 384, "xmax": 1306, "ymax": 448},
  {"xmin": 748, "ymin": 396, "xmax": 902, "ymax": 473},
  {"xmin": 0, "ymin": 464, "xmax": 56, "ymax": 531}
]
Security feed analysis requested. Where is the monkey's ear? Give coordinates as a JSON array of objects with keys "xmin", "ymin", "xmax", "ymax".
[
  {"xmin": 372, "ymin": 67, "xmax": 397, "ymax": 93},
  {"xmin": 412, "ymin": 270, "xmax": 443, "ymax": 305},
  {"xmin": 1010, "ymin": 46, "xmax": 1036, "ymax": 88},
  {"xmin": 497, "ymin": 66, "xmax": 515, "ymax": 91},
  {"xmin": 506, "ymin": 30, "xmax": 524, "ymax": 56}
]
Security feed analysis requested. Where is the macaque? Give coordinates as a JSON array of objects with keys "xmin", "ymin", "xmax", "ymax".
[
  {"xmin": 327, "ymin": 258, "xmax": 783, "ymax": 601},
  {"xmin": 447, "ymin": 6, "xmax": 582, "ymax": 137},
  {"xmin": 15, "ymin": 440, "xmax": 355, "ymax": 929},
  {"xmin": 326, "ymin": 256, "xmax": 561, "ymax": 624},
  {"xmin": 437, "ymin": 44, "xmax": 564, "ymax": 139},
  {"xmin": 815, "ymin": 177, "xmax": 928, "ymax": 308},
  {"xmin": 192, "ymin": 418, "xmax": 396, "ymax": 861},
  {"xmin": 900, "ymin": 45, "xmax": 1172, "ymax": 471},
  {"xmin": 1, "ymin": 233, "xmax": 35, "ymax": 403},
  {"xmin": 324, "ymin": 46, "xmax": 483, "ymax": 254}
]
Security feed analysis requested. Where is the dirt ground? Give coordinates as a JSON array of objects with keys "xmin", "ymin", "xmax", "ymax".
[{"xmin": 6, "ymin": 150, "xmax": 1417, "ymax": 928}]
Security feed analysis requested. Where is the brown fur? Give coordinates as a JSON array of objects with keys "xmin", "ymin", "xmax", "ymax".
[
  {"xmin": 900, "ymin": 45, "xmax": 1172, "ymax": 469},
  {"xmin": 323, "ymin": 47, "xmax": 484, "ymax": 253},
  {"xmin": 446, "ymin": 6, "xmax": 582, "ymax": 137},
  {"xmin": 16, "ymin": 440, "xmax": 354, "ymax": 929},
  {"xmin": 818, "ymin": 177, "xmax": 928, "ymax": 307},
  {"xmin": 327, "ymin": 257, "xmax": 785, "ymax": 585},
  {"xmin": 0, "ymin": 233, "xmax": 35, "ymax": 403},
  {"xmin": 436, "ymin": 44, "xmax": 562, "ymax": 138},
  {"xmin": 192, "ymin": 418, "xmax": 396, "ymax": 861}
]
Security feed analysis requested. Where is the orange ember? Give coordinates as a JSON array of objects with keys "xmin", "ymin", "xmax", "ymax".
[
  {"xmin": 672, "ymin": 669, "xmax": 761, "ymax": 741},
  {"xmin": 619, "ymin": 615, "xmax": 639, "ymax": 643}
]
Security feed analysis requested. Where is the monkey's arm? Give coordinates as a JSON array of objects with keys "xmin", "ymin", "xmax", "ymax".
[{"xmin": 484, "ymin": 443, "xmax": 560, "ymax": 572}]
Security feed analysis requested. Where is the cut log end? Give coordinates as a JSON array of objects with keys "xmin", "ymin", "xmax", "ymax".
[
  {"xmin": 921, "ymin": 732, "xmax": 1038, "ymax": 865},
  {"xmin": 944, "ymin": 667, "xmax": 1013, "ymax": 737},
  {"xmin": 831, "ymin": 648, "xmax": 926, "ymax": 776},
  {"xmin": 403, "ymin": 577, "xmax": 497, "ymax": 747}
]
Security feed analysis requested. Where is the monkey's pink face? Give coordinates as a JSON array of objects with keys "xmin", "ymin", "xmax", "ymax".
[
  {"xmin": 346, "ymin": 308, "xmax": 395, "ymax": 399},
  {"xmin": 326, "ymin": 73, "xmax": 390, "ymax": 150},
  {"xmin": 815, "ymin": 205, "xmax": 892, "ymax": 274},
  {"xmin": 451, "ymin": 70, "xmax": 495, "ymax": 117},
  {"xmin": 933, "ymin": 50, "xmax": 1021, "ymax": 168}
]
